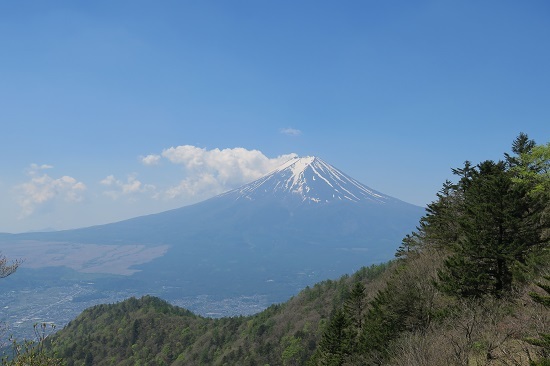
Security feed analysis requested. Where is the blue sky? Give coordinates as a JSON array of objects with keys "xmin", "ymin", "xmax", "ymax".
[{"xmin": 0, "ymin": 1, "xmax": 548, "ymax": 233}]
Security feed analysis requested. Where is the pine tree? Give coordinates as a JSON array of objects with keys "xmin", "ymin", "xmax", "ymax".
[
  {"xmin": 395, "ymin": 232, "xmax": 423, "ymax": 259},
  {"xmin": 317, "ymin": 309, "xmax": 351, "ymax": 366},
  {"xmin": 439, "ymin": 160, "xmax": 532, "ymax": 297},
  {"xmin": 505, "ymin": 132, "xmax": 536, "ymax": 168},
  {"xmin": 343, "ymin": 282, "xmax": 366, "ymax": 333},
  {"xmin": 311, "ymin": 282, "xmax": 368, "ymax": 365},
  {"xmin": 360, "ymin": 284, "xmax": 408, "ymax": 362},
  {"xmin": 418, "ymin": 179, "xmax": 463, "ymax": 250}
]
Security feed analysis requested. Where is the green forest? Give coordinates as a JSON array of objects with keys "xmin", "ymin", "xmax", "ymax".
[{"xmin": 3, "ymin": 133, "xmax": 550, "ymax": 366}]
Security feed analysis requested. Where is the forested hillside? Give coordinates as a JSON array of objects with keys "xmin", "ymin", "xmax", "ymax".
[
  {"xmin": 307, "ymin": 133, "xmax": 550, "ymax": 365},
  {"xmin": 7, "ymin": 133, "xmax": 549, "ymax": 366},
  {"xmin": 48, "ymin": 264, "xmax": 391, "ymax": 366}
]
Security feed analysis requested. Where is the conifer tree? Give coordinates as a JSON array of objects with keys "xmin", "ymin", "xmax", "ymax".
[
  {"xmin": 313, "ymin": 282, "xmax": 367, "ymax": 365},
  {"xmin": 439, "ymin": 160, "xmax": 532, "ymax": 297},
  {"xmin": 417, "ymin": 179, "xmax": 463, "ymax": 250},
  {"xmin": 437, "ymin": 134, "xmax": 549, "ymax": 298},
  {"xmin": 505, "ymin": 132, "xmax": 536, "ymax": 168},
  {"xmin": 317, "ymin": 309, "xmax": 351, "ymax": 366},
  {"xmin": 343, "ymin": 282, "xmax": 366, "ymax": 333}
]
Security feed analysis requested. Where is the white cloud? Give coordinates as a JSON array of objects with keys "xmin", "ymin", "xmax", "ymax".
[
  {"xmin": 29, "ymin": 163, "xmax": 54, "ymax": 170},
  {"xmin": 140, "ymin": 154, "xmax": 161, "ymax": 166},
  {"xmin": 100, "ymin": 175, "xmax": 117, "ymax": 186},
  {"xmin": 152, "ymin": 145, "xmax": 296, "ymax": 199},
  {"xmin": 16, "ymin": 165, "xmax": 86, "ymax": 217},
  {"xmin": 280, "ymin": 128, "xmax": 302, "ymax": 136},
  {"xmin": 100, "ymin": 174, "xmax": 156, "ymax": 200},
  {"xmin": 165, "ymin": 173, "xmax": 220, "ymax": 199}
]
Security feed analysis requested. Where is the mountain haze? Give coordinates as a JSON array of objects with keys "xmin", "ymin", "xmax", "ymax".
[{"xmin": 0, "ymin": 157, "xmax": 423, "ymax": 313}]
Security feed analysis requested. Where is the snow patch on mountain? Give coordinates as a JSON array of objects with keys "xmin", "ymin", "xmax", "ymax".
[{"xmin": 225, "ymin": 156, "xmax": 392, "ymax": 205}]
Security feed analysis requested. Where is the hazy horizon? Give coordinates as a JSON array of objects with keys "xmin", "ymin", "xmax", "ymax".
[{"xmin": 1, "ymin": 1, "xmax": 548, "ymax": 233}]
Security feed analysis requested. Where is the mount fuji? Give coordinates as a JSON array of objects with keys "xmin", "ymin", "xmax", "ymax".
[
  {"xmin": 0, "ymin": 157, "xmax": 424, "ymax": 315},
  {"xmin": 228, "ymin": 156, "xmax": 391, "ymax": 204}
]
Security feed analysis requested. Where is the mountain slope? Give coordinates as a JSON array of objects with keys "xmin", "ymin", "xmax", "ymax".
[
  {"xmin": 230, "ymin": 156, "xmax": 391, "ymax": 204},
  {"xmin": 7, "ymin": 157, "xmax": 419, "ymax": 245},
  {"xmin": 0, "ymin": 157, "xmax": 423, "ymax": 309}
]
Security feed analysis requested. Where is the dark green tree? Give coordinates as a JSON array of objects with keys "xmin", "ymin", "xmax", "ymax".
[
  {"xmin": 316, "ymin": 309, "xmax": 351, "ymax": 366},
  {"xmin": 435, "ymin": 134, "xmax": 549, "ymax": 298},
  {"xmin": 417, "ymin": 179, "xmax": 463, "ymax": 250},
  {"xmin": 342, "ymin": 281, "xmax": 366, "ymax": 356},
  {"xmin": 343, "ymin": 282, "xmax": 366, "ymax": 332},
  {"xmin": 439, "ymin": 160, "xmax": 536, "ymax": 297},
  {"xmin": 395, "ymin": 232, "xmax": 423, "ymax": 259},
  {"xmin": 505, "ymin": 132, "xmax": 536, "ymax": 168}
]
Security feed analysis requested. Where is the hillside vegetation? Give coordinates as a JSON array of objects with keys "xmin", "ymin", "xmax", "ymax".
[
  {"xmin": 8, "ymin": 133, "xmax": 549, "ymax": 365},
  {"xmin": 47, "ymin": 264, "xmax": 391, "ymax": 366}
]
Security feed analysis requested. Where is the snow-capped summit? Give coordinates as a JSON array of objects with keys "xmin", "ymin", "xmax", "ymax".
[{"xmin": 229, "ymin": 156, "xmax": 391, "ymax": 204}]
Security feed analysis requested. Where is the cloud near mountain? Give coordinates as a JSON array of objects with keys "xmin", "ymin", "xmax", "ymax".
[
  {"xmin": 144, "ymin": 145, "xmax": 297, "ymax": 199},
  {"xmin": 11, "ymin": 147, "xmax": 297, "ymax": 228},
  {"xmin": 100, "ymin": 174, "xmax": 156, "ymax": 200},
  {"xmin": 16, "ymin": 164, "xmax": 86, "ymax": 217}
]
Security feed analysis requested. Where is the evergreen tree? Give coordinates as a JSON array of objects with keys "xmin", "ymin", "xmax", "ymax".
[
  {"xmin": 312, "ymin": 282, "xmax": 369, "ymax": 365},
  {"xmin": 359, "ymin": 283, "xmax": 409, "ymax": 362},
  {"xmin": 343, "ymin": 282, "xmax": 366, "ymax": 333},
  {"xmin": 505, "ymin": 132, "xmax": 536, "ymax": 168},
  {"xmin": 317, "ymin": 309, "xmax": 351, "ymax": 366},
  {"xmin": 433, "ymin": 134, "xmax": 550, "ymax": 298},
  {"xmin": 439, "ymin": 160, "xmax": 533, "ymax": 297},
  {"xmin": 395, "ymin": 232, "xmax": 422, "ymax": 259},
  {"xmin": 417, "ymin": 179, "xmax": 463, "ymax": 250}
]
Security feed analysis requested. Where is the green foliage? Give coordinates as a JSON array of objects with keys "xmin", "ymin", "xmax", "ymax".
[
  {"xmin": 281, "ymin": 335, "xmax": 305, "ymax": 366},
  {"xmin": 312, "ymin": 250, "xmax": 441, "ymax": 365},
  {"xmin": 395, "ymin": 232, "xmax": 423, "ymax": 259},
  {"xmin": 343, "ymin": 282, "xmax": 365, "ymax": 336},
  {"xmin": 512, "ymin": 141, "xmax": 550, "ymax": 245},
  {"xmin": 312, "ymin": 133, "xmax": 550, "ymax": 365},
  {"xmin": 418, "ymin": 178, "xmax": 464, "ymax": 249},
  {"xmin": 361, "ymin": 285, "xmax": 406, "ymax": 359},
  {"xmin": 307, "ymin": 279, "xmax": 370, "ymax": 364},
  {"xmin": 317, "ymin": 309, "xmax": 351, "ymax": 366},
  {"xmin": 432, "ymin": 135, "xmax": 549, "ymax": 298},
  {"xmin": 439, "ymin": 160, "xmax": 531, "ymax": 296},
  {"xmin": 48, "ymin": 265, "xmax": 390, "ymax": 366}
]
